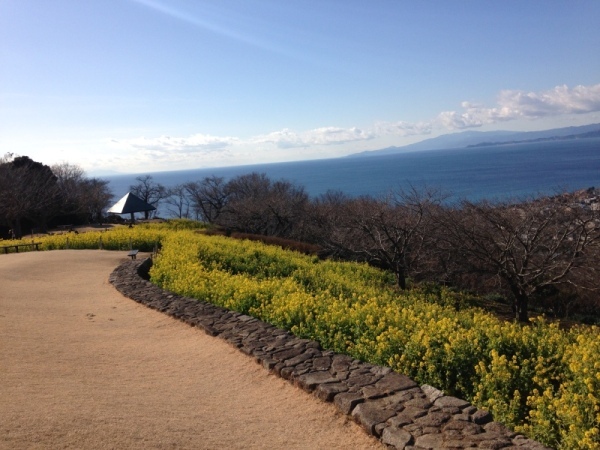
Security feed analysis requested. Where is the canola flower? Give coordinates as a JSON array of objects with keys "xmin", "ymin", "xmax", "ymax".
[
  {"xmin": 150, "ymin": 231, "xmax": 599, "ymax": 449},
  {"xmin": 3, "ymin": 222, "xmax": 597, "ymax": 448},
  {"xmin": 0, "ymin": 219, "xmax": 204, "ymax": 252}
]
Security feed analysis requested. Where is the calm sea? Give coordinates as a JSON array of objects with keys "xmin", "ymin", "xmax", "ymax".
[{"xmin": 105, "ymin": 138, "xmax": 600, "ymax": 213}]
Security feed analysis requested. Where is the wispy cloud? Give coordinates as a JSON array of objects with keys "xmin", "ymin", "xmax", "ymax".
[
  {"xmin": 438, "ymin": 83, "xmax": 600, "ymax": 129},
  {"xmin": 108, "ymin": 127, "xmax": 376, "ymax": 170},
  {"xmin": 106, "ymin": 82, "xmax": 600, "ymax": 172},
  {"xmin": 374, "ymin": 120, "xmax": 433, "ymax": 137},
  {"xmin": 113, "ymin": 134, "xmax": 238, "ymax": 157},
  {"xmin": 252, "ymin": 127, "xmax": 375, "ymax": 149},
  {"xmin": 128, "ymin": 0, "xmax": 284, "ymax": 55}
]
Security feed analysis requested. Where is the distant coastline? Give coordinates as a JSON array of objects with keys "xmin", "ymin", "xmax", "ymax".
[
  {"xmin": 105, "ymin": 138, "xmax": 600, "ymax": 217},
  {"xmin": 348, "ymin": 122, "xmax": 600, "ymax": 158},
  {"xmin": 467, "ymin": 129, "xmax": 600, "ymax": 148}
]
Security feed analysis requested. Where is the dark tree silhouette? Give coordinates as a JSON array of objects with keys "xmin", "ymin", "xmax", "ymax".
[
  {"xmin": 217, "ymin": 173, "xmax": 309, "ymax": 238},
  {"xmin": 129, "ymin": 175, "xmax": 167, "ymax": 219},
  {"xmin": 184, "ymin": 176, "xmax": 229, "ymax": 222},
  {"xmin": 0, "ymin": 155, "xmax": 61, "ymax": 237},
  {"xmin": 310, "ymin": 187, "xmax": 444, "ymax": 289},
  {"xmin": 164, "ymin": 184, "xmax": 191, "ymax": 219},
  {"xmin": 438, "ymin": 197, "xmax": 600, "ymax": 322}
]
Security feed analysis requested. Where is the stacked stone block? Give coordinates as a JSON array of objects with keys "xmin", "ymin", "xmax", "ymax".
[{"xmin": 109, "ymin": 258, "xmax": 550, "ymax": 450}]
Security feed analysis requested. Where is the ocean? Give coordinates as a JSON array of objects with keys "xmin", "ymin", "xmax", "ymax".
[{"xmin": 105, "ymin": 138, "xmax": 600, "ymax": 214}]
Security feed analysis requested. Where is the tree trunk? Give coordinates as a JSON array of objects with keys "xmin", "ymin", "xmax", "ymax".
[
  {"xmin": 514, "ymin": 293, "xmax": 529, "ymax": 323},
  {"xmin": 396, "ymin": 266, "xmax": 407, "ymax": 290},
  {"xmin": 12, "ymin": 219, "xmax": 23, "ymax": 239}
]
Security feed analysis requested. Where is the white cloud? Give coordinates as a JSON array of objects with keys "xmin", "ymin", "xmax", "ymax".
[
  {"xmin": 102, "ymin": 133, "xmax": 242, "ymax": 170},
  {"xmin": 125, "ymin": 133, "xmax": 238, "ymax": 152},
  {"xmin": 374, "ymin": 120, "xmax": 432, "ymax": 137},
  {"xmin": 438, "ymin": 83, "xmax": 600, "ymax": 129},
  {"xmin": 252, "ymin": 126, "xmax": 375, "ymax": 148},
  {"xmin": 497, "ymin": 84, "xmax": 600, "ymax": 117},
  {"xmin": 99, "ymin": 82, "xmax": 600, "ymax": 172}
]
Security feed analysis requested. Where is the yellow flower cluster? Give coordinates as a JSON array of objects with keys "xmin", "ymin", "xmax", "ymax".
[
  {"xmin": 39, "ymin": 226, "xmax": 166, "ymax": 251},
  {"xmin": 518, "ymin": 327, "xmax": 600, "ymax": 449},
  {"xmin": 0, "ymin": 220, "xmax": 203, "ymax": 253},
  {"xmin": 10, "ymin": 223, "xmax": 593, "ymax": 449},
  {"xmin": 150, "ymin": 230, "xmax": 599, "ymax": 449}
]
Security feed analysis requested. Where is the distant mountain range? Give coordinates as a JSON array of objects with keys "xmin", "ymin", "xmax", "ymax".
[{"xmin": 348, "ymin": 123, "xmax": 600, "ymax": 158}]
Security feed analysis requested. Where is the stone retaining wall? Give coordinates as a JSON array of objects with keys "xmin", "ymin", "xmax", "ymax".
[{"xmin": 109, "ymin": 258, "xmax": 550, "ymax": 450}]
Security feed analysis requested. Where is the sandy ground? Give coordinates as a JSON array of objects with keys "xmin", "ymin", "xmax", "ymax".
[{"xmin": 0, "ymin": 250, "xmax": 383, "ymax": 450}]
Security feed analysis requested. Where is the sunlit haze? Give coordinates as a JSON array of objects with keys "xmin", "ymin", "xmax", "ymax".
[{"xmin": 2, "ymin": 1, "xmax": 600, "ymax": 175}]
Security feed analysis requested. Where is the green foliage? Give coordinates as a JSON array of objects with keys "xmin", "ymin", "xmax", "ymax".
[{"xmin": 161, "ymin": 218, "xmax": 208, "ymax": 230}]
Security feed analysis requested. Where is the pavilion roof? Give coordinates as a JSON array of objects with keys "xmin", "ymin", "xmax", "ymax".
[{"xmin": 107, "ymin": 192, "xmax": 156, "ymax": 214}]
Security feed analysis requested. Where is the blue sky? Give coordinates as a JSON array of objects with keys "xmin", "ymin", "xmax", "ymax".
[{"xmin": 1, "ymin": 0, "xmax": 600, "ymax": 175}]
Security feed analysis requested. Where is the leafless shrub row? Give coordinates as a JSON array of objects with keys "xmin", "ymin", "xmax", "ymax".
[{"xmin": 171, "ymin": 172, "xmax": 600, "ymax": 322}]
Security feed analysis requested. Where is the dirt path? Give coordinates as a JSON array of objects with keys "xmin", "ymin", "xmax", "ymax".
[{"xmin": 0, "ymin": 250, "xmax": 382, "ymax": 449}]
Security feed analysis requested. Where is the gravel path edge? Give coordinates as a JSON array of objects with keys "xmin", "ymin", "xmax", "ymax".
[{"xmin": 109, "ymin": 257, "xmax": 551, "ymax": 450}]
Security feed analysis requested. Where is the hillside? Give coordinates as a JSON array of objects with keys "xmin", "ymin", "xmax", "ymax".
[
  {"xmin": 468, "ymin": 129, "xmax": 600, "ymax": 147},
  {"xmin": 349, "ymin": 123, "xmax": 600, "ymax": 157}
]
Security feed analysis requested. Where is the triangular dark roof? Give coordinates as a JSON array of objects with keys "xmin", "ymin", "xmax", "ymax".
[{"xmin": 107, "ymin": 192, "xmax": 156, "ymax": 214}]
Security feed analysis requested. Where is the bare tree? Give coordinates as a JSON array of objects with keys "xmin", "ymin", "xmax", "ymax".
[
  {"xmin": 52, "ymin": 162, "xmax": 85, "ymax": 188},
  {"xmin": 184, "ymin": 176, "xmax": 229, "ymax": 222},
  {"xmin": 81, "ymin": 178, "xmax": 113, "ymax": 223},
  {"xmin": 129, "ymin": 175, "xmax": 167, "ymax": 219},
  {"xmin": 261, "ymin": 179, "xmax": 309, "ymax": 238},
  {"xmin": 439, "ymin": 197, "xmax": 600, "ymax": 322},
  {"xmin": 216, "ymin": 173, "xmax": 309, "ymax": 237},
  {"xmin": 50, "ymin": 163, "xmax": 113, "ymax": 224},
  {"xmin": 314, "ymin": 187, "xmax": 444, "ymax": 289},
  {"xmin": 164, "ymin": 184, "xmax": 191, "ymax": 219},
  {"xmin": 52, "ymin": 162, "xmax": 86, "ymax": 217},
  {"xmin": 302, "ymin": 190, "xmax": 352, "ymax": 252}
]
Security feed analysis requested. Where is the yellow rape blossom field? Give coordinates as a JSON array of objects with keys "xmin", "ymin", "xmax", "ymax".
[{"xmin": 4, "ymin": 221, "xmax": 599, "ymax": 449}]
